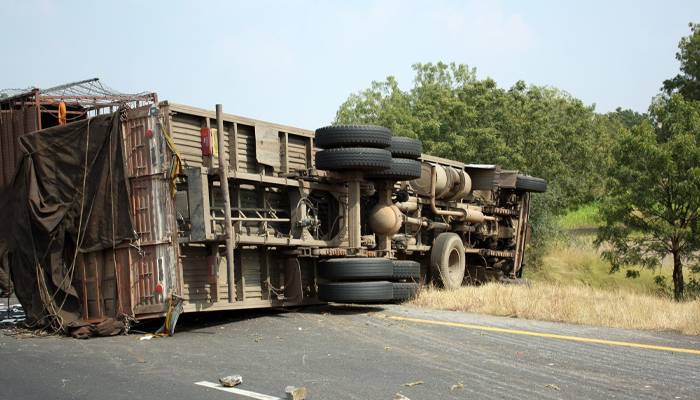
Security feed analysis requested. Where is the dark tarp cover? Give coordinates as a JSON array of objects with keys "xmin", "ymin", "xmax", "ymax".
[{"xmin": 0, "ymin": 112, "xmax": 134, "ymax": 332}]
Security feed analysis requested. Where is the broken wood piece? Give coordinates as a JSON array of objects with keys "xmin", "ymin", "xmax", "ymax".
[{"xmin": 285, "ymin": 385, "xmax": 307, "ymax": 400}]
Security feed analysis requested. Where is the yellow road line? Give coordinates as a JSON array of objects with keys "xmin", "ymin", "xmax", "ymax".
[{"xmin": 387, "ymin": 315, "xmax": 700, "ymax": 356}]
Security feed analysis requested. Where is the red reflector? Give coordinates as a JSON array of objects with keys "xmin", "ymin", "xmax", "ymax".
[
  {"xmin": 201, "ymin": 127, "xmax": 212, "ymax": 156},
  {"xmin": 155, "ymin": 283, "xmax": 164, "ymax": 294}
]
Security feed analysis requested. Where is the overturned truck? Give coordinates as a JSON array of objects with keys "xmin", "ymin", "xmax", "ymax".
[{"xmin": 0, "ymin": 96, "xmax": 545, "ymax": 332}]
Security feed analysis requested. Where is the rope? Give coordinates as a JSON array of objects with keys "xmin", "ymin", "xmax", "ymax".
[{"xmin": 157, "ymin": 115, "xmax": 182, "ymax": 197}]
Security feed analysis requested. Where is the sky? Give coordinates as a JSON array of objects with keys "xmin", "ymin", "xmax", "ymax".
[{"xmin": 1, "ymin": 0, "xmax": 699, "ymax": 129}]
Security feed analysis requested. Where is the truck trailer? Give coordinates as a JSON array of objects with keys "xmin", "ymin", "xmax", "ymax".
[{"xmin": 0, "ymin": 85, "xmax": 545, "ymax": 334}]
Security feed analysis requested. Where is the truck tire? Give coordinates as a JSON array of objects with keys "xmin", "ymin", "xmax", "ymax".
[
  {"xmin": 318, "ymin": 258, "xmax": 393, "ymax": 280},
  {"xmin": 430, "ymin": 233, "xmax": 465, "ymax": 290},
  {"xmin": 315, "ymin": 125, "xmax": 392, "ymax": 149},
  {"xmin": 366, "ymin": 158, "xmax": 421, "ymax": 181},
  {"xmin": 392, "ymin": 260, "xmax": 420, "ymax": 280},
  {"xmin": 515, "ymin": 175, "xmax": 547, "ymax": 192},
  {"xmin": 318, "ymin": 281, "xmax": 393, "ymax": 303},
  {"xmin": 316, "ymin": 148, "xmax": 392, "ymax": 171},
  {"xmin": 393, "ymin": 282, "xmax": 419, "ymax": 301},
  {"xmin": 388, "ymin": 136, "xmax": 422, "ymax": 159}
]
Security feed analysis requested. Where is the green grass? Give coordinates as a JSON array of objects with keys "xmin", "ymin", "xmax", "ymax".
[
  {"xmin": 525, "ymin": 234, "xmax": 672, "ymax": 295},
  {"xmin": 557, "ymin": 203, "xmax": 602, "ymax": 230},
  {"xmin": 527, "ymin": 204, "xmax": 695, "ymax": 297}
]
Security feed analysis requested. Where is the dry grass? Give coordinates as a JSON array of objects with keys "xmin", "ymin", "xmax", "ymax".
[{"xmin": 411, "ymin": 282, "xmax": 700, "ymax": 335}]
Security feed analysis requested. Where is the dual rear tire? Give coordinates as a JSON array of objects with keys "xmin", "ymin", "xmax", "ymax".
[{"xmin": 366, "ymin": 136, "xmax": 422, "ymax": 181}]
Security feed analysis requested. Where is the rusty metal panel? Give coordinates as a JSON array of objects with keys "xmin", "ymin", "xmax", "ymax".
[
  {"xmin": 131, "ymin": 243, "xmax": 178, "ymax": 315},
  {"xmin": 254, "ymin": 124, "xmax": 281, "ymax": 171},
  {"xmin": 75, "ymin": 105, "xmax": 181, "ymax": 321},
  {"xmin": 124, "ymin": 106, "xmax": 180, "ymax": 317},
  {"xmin": 77, "ymin": 242, "xmax": 175, "ymax": 320},
  {"xmin": 122, "ymin": 106, "xmax": 171, "ymax": 177},
  {"xmin": 130, "ymin": 176, "xmax": 174, "ymax": 245},
  {"xmin": 122, "ymin": 106, "xmax": 180, "ymax": 317}
]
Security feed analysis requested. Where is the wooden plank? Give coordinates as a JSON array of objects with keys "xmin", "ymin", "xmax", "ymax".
[{"xmin": 185, "ymin": 167, "xmax": 212, "ymax": 241}]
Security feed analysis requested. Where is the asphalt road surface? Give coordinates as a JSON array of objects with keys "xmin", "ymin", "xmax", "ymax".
[{"xmin": 1, "ymin": 304, "xmax": 699, "ymax": 400}]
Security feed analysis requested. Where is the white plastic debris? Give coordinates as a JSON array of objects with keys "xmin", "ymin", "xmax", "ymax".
[{"xmin": 139, "ymin": 334, "xmax": 154, "ymax": 341}]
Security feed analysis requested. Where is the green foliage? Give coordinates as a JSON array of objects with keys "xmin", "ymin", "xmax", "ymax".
[
  {"xmin": 526, "ymin": 234, "xmax": 679, "ymax": 294},
  {"xmin": 663, "ymin": 23, "xmax": 700, "ymax": 100},
  {"xmin": 335, "ymin": 62, "xmax": 616, "ymax": 202},
  {"xmin": 597, "ymin": 94, "xmax": 700, "ymax": 300},
  {"xmin": 557, "ymin": 203, "xmax": 602, "ymax": 230},
  {"xmin": 604, "ymin": 108, "xmax": 647, "ymax": 130}
]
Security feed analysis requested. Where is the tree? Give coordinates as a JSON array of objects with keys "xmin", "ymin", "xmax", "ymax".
[
  {"xmin": 663, "ymin": 23, "xmax": 700, "ymax": 100},
  {"xmin": 605, "ymin": 107, "xmax": 647, "ymax": 130},
  {"xmin": 335, "ymin": 62, "xmax": 615, "ymax": 209},
  {"xmin": 597, "ymin": 94, "xmax": 700, "ymax": 300}
]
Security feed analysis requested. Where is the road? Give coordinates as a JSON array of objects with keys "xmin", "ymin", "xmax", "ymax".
[{"xmin": 1, "ymin": 303, "xmax": 699, "ymax": 400}]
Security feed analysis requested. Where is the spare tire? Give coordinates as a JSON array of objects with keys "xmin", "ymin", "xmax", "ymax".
[
  {"xmin": 388, "ymin": 136, "xmax": 422, "ymax": 159},
  {"xmin": 392, "ymin": 282, "xmax": 419, "ymax": 301},
  {"xmin": 318, "ymin": 281, "xmax": 393, "ymax": 303},
  {"xmin": 515, "ymin": 175, "xmax": 547, "ymax": 192},
  {"xmin": 315, "ymin": 125, "xmax": 392, "ymax": 149},
  {"xmin": 318, "ymin": 258, "xmax": 393, "ymax": 281},
  {"xmin": 316, "ymin": 148, "xmax": 392, "ymax": 171},
  {"xmin": 392, "ymin": 260, "xmax": 420, "ymax": 280},
  {"xmin": 366, "ymin": 158, "xmax": 421, "ymax": 181}
]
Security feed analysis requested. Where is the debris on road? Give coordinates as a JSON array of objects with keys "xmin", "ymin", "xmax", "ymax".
[
  {"xmin": 450, "ymin": 382, "xmax": 465, "ymax": 391},
  {"xmin": 0, "ymin": 303, "xmax": 24, "ymax": 325},
  {"xmin": 219, "ymin": 375, "xmax": 243, "ymax": 387},
  {"xmin": 393, "ymin": 393, "xmax": 411, "ymax": 400},
  {"xmin": 403, "ymin": 380, "xmax": 424, "ymax": 387},
  {"xmin": 139, "ymin": 334, "xmax": 154, "ymax": 341},
  {"xmin": 544, "ymin": 383, "xmax": 561, "ymax": 391},
  {"xmin": 285, "ymin": 385, "xmax": 307, "ymax": 400}
]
